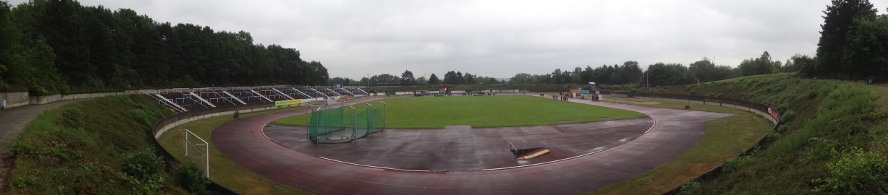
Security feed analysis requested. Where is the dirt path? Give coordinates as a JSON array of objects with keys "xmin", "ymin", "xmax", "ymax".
[{"xmin": 0, "ymin": 99, "xmax": 85, "ymax": 193}]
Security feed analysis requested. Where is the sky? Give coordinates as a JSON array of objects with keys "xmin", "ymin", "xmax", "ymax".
[{"xmin": 6, "ymin": 0, "xmax": 888, "ymax": 80}]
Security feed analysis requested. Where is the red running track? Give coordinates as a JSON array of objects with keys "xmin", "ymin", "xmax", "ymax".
[{"xmin": 211, "ymin": 97, "xmax": 732, "ymax": 194}]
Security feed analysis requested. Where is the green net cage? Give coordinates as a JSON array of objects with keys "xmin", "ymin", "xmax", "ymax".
[{"xmin": 308, "ymin": 102, "xmax": 385, "ymax": 144}]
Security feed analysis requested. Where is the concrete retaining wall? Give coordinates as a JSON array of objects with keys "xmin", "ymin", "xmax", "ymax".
[
  {"xmin": 28, "ymin": 94, "xmax": 61, "ymax": 105},
  {"xmin": 0, "ymin": 91, "xmax": 132, "ymax": 108},
  {"xmin": 61, "ymin": 92, "xmax": 123, "ymax": 100},
  {"xmin": 0, "ymin": 92, "xmax": 29, "ymax": 109}
]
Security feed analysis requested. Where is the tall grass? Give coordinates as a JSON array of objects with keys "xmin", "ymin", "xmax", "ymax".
[
  {"xmin": 7, "ymin": 95, "xmax": 198, "ymax": 194},
  {"xmin": 648, "ymin": 73, "xmax": 888, "ymax": 194}
]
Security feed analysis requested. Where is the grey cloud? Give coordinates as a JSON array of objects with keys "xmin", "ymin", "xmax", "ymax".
[{"xmin": 6, "ymin": 0, "xmax": 888, "ymax": 79}]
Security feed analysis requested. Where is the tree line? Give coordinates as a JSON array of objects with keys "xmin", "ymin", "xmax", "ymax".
[
  {"xmin": 0, "ymin": 0, "xmax": 328, "ymax": 95},
  {"xmin": 328, "ymin": 70, "xmax": 503, "ymax": 86},
  {"xmin": 507, "ymin": 52, "xmax": 811, "ymax": 87},
  {"xmin": 508, "ymin": 1, "xmax": 887, "ymax": 87}
]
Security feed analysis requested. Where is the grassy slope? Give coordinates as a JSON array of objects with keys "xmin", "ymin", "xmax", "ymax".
[
  {"xmin": 8, "ymin": 95, "xmax": 182, "ymax": 194},
  {"xmin": 590, "ymin": 98, "xmax": 772, "ymax": 194},
  {"xmin": 272, "ymin": 95, "xmax": 645, "ymax": 128},
  {"xmin": 156, "ymin": 107, "xmax": 310, "ymax": 195},
  {"xmin": 645, "ymin": 73, "xmax": 888, "ymax": 194}
]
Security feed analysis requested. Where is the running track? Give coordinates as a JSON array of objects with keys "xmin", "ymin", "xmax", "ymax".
[{"xmin": 211, "ymin": 97, "xmax": 732, "ymax": 194}]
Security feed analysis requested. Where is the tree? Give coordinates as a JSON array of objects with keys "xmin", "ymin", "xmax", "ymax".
[
  {"xmin": 415, "ymin": 76, "xmax": 427, "ymax": 85},
  {"xmin": 328, "ymin": 77, "xmax": 352, "ymax": 86},
  {"xmin": 739, "ymin": 51, "xmax": 778, "ymax": 76},
  {"xmin": 487, "ymin": 78, "xmax": 499, "ymax": 84},
  {"xmin": 842, "ymin": 13, "xmax": 888, "ymax": 80},
  {"xmin": 464, "ymin": 73, "xmax": 475, "ymax": 84},
  {"xmin": 428, "ymin": 73, "xmax": 440, "ymax": 84},
  {"xmin": 371, "ymin": 74, "xmax": 399, "ymax": 86},
  {"xmin": 619, "ymin": 61, "xmax": 643, "ymax": 84},
  {"xmin": 689, "ymin": 58, "xmax": 717, "ymax": 82},
  {"xmin": 785, "ymin": 54, "xmax": 816, "ymax": 73},
  {"xmin": 0, "ymin": 0, "xmax": 329, "ymax": 92},
  {"xmin": 813, "ymin": 0, "xmax": 877, "ymax": 78},
  {"xmin": 642, "ymin": 62, "xmax": 695, "ymax": 87},
  {"xmin": 509, "ymin": 73, "xmax": 533, "ymax": 84},
  {"xmin": 0, "ymin": 1, "xmax": 17, "ymax": 90},
  {"xmin": 399, "ymin": 70, "xmax": 415, "ymax": 86}
]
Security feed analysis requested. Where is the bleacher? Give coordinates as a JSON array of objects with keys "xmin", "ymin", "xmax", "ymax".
[
  {"xmin": 297, "ymin": 86, "xmax": 327, "ymax": 98},
  {"xmin": 147, "ymin": 85, "xmax": 376, "ymax": 113},
  {"xmin": 314, "ymin": 86, "xmax": 341, "ymax": 97},
  {"xmin": 278, "ymin": 87, "xmax": 314, "ymax": 99},
  {"xmin": 157, "ymin": 91, "xmax": 212, "ymax": 111}
]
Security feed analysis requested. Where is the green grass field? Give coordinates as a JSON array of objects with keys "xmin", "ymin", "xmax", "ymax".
[{"xmin": 271, "ymin": 95, "xmax": 645, "ymax": 128}]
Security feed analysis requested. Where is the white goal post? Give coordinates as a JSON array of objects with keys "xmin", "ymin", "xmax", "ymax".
[{"xmin": 182, "ymin": 129, "xmax": 209, "ymax": 178}]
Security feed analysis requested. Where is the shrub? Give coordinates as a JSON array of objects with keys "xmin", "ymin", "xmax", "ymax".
[
  {"xmin": 121, "ymin": 149, "xmax": 166, "ymax": 191},
  {"xmin": 723, "ymin": 155, "xmax": 754, "ymax": 173},
  {"xmin": 175, "ymin": 162, "xmax": 211, "ymax": 194},
  {"xmin": 812, "ymin": 147, "xmax": 888, "ymax": 194}
]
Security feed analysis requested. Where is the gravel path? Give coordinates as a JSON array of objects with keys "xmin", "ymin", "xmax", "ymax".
[{"xmin": 0, "ymin": 99, "xmax": 85, "ymax": 193}]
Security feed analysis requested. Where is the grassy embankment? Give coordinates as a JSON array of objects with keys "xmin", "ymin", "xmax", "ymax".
[
  {"xmin": 272, "ymin": 95, "xmax": 645, "ymax": 128},
  {"xmin": 156, "ymin": 106, "xmax": 310, "ymax": 195},
  {"xmin": 8, "ymin": 95, "xmax": 193, "ymax": 194},
  {"xmin": 636, "ymin": 73, "xmax": 888, "ymax": 194},
  {"xmin": 590, "ymin": 97, "xmax": 772, "ymax": 194}
]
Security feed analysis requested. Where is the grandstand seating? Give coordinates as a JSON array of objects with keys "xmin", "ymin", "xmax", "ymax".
[
  {"xmin": 315, "ymin": 86, "xmax": 341, "ymax": 97},
  {"xmin": 148, "ymin": 85, "xmax": 375, "ymax": 113},
  {"xmin": 334, "ymin": 88, "xmax": 355, "ymax": 96},
  {"xmin": 297, "ymin": 86, "xmax": 328, "ymax": 98}
]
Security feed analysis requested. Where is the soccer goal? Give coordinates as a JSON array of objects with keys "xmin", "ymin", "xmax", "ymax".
[{"xmin": 182, "ymin": 129, "xmax": 209, "ymax": 177}]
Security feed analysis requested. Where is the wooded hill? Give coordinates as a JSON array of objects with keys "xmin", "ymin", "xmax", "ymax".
[{"xmin": 0, "ymin": 0, "xmax": 329, "ymax": 95}]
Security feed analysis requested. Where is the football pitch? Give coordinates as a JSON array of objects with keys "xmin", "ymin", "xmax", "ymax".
[{"xmin": 272, "ymin": 95, "xmax": 645, "ymax": 128}]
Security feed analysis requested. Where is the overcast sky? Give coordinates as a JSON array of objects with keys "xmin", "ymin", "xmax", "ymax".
[{"xmin": 7, "ymin": 0, "xmax": 888, "ymax": 79}]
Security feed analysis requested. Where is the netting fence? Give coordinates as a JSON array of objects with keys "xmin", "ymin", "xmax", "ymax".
[{"xmin": 309, "ymin": 102, "xmax": 386, "ymax": 144}]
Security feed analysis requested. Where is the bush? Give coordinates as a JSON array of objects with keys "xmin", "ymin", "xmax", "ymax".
[
  {"xmin": 723, "ymin": 155, "xmax": 754, "ymax": 173},
  {"xmin": 813, "ymin": 147, "xmax": 888, "ymax": 194},
  {"xmin": 175, "ymin": 162, "xmax": 211, "ymax": 194},
  {"xmin": 121, "ymin": 149, "xmax": 166, "ymax": 191}
]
